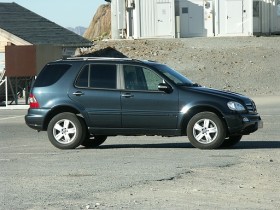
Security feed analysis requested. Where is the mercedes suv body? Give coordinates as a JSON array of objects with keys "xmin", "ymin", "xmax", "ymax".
[{"xmin": 25, "ymin": 57, "xmax": 263, "ymax": 149}]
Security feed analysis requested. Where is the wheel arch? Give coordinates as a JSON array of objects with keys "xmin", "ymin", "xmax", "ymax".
[
  {"xmin": 180, "ymin": 106, "xmax": 228, "ymax": 136},
  {"xmin": 42, "ymin": 105, "xmax": 87, "ymax": 130}
]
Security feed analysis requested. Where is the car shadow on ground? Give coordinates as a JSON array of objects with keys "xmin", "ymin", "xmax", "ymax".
[
  {"xmin": 81, "ymin": 141, "xmax": 280, "ymax": 150},
  {"xmin": 232, "ymin": 141, "xmax": 280, "ymax": 149},
  {"xmin": 83, "ymin": 142, "xmax": 193, "ymax": 149}
]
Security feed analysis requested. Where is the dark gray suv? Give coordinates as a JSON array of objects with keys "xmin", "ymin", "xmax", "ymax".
[{"xmin": 25, "ymin": 57, "xmax": 262, "ymax": 149}]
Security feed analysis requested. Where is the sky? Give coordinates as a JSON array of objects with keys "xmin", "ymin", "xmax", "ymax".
[{"xmin": 0, "ymin": 0, "xmax": 106, "ymax": 28}]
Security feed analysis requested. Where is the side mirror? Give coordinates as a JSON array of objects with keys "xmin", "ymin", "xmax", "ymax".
[{"xmin": 158, "ymin": 83, "xmax": 173, "ymax": 93}]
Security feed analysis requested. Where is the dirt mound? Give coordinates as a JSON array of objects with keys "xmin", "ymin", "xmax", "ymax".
[
  {"xmin": 80, "ymin": 47, "xmax": 127, "ymax": 58},
  {"xmin": 81, "ymin": 37, "xmax": 280, "ymax": 96}
]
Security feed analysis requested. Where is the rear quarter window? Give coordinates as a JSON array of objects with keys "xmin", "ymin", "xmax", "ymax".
[{"xmin": 34, "ymin": 64, "xmax": 71, "ymax": 87}]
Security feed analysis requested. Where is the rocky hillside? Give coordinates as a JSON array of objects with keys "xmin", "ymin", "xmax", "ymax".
[
  {"xmin": 80, "ymin": 36, "xmax": 280, "ymax": 96},
  {"xmin": 83, "ymin": 4, "xmax": 111, "ymax": 40}
]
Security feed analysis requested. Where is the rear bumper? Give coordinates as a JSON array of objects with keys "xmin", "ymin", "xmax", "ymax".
[
  {"xmin": 25, "ymin": 108, "xmax": 50, "ymax": 131},
  {"xmin": 225, "ymin": 113, "xmax": 263, "ymax": 135}
]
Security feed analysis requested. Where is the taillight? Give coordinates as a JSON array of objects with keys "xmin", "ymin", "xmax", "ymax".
[{"xmin": 29, "ymin": 94, "xmax": 40, "ymax": 109}]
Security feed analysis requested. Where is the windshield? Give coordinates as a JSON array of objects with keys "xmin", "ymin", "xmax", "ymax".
[{"xmin": 152, "ymin": 63, "xmax": 193, "ymax": 85}]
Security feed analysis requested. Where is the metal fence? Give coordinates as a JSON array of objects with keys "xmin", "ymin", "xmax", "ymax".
[{"xmin": 0, "ymin": 75, "xmax": 34, "ymax": 106}]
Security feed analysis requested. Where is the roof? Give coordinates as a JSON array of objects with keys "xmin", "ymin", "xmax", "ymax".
[{"xmin": 0, "ymin": 3, "xmax": 92, "ymax": 47}]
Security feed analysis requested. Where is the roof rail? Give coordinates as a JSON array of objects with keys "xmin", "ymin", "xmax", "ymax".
[{"xmin": 65, "ymin": 57, "xmax": 134, "ymax": 61}]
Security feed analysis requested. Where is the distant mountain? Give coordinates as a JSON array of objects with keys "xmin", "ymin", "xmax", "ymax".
[{"xmin": 67, "ymin": 26, "xmax": 87, "ymax": 36}]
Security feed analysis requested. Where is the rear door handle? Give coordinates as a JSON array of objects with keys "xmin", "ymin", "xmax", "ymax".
[
  {"xmin": 72, "ymin": 91, "xmax": 84, "ymax": 96},
  {"xmin": 121, "ymin": 93, "xmax": 134, "ymax": 98}
]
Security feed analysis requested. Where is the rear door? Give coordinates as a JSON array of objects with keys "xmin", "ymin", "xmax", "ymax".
[
  {"xmin": 121, "ymin": 65, "xmax": 178, "ymax": 129},
  {"xmin": 68, "ymin": 63, "xmax": 121, "ymax": 128}
]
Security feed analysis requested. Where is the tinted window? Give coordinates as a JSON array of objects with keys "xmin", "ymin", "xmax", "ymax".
[
  {"xmin": 34, "ymin": 64, "xmax": 71, "ymax": 87},
  {"xmin": 143, "ymin": 68, "xmax": 163, "ymax": 90},
  {"xmin": 76, "ymin": 64, "xmax": 117, "ymax": 89},
  {"xmin": 124, "ymin": 65, "xmax": 162, "ymax": 91},
  {"xmin": 76, "ymin": 65, "xmax": 89, "ymax": 87}
]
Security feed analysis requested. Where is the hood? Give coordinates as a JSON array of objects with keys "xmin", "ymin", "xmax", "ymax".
[{"xmin": 182, "ymin": 86, "xmax": 250, "ymax": 102}]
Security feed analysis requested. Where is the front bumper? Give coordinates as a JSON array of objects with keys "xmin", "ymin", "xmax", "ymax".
[
  {"xmin": 224, "ymin": 113, "xmax": 263, "ymax": 135},
  {"xmin": 25, "ymin": 108, "xmax": 50, "ymax": 131}
]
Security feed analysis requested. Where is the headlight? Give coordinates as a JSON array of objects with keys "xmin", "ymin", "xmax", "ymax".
[{"xmin": 227, "ymin": 101, "xmax": 246, "ymax": 111}]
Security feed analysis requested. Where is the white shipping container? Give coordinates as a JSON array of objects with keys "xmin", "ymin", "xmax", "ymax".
[{"xmin": 132, "ymin": 0, "xmax": 175, "ymax": 38}]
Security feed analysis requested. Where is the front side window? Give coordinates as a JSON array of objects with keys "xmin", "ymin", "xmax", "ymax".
[
  {"xmin": 76, "ymin": 64, "xmax": 117, "ymax": 89},
  {"xmin": 123, "ymin": 65, "xmax": 163, "ymax": 91}
]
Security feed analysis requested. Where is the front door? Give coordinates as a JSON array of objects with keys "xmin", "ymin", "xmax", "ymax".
[
  {"xmin": 121, "ymin": 65, "xmax": 178, "ymax": 129},
  {"xmin": 156, "ymin": 2, "xmax": 172, "ymax": 36},
  {"xmin": 226, "ymin": 0, "xmax": 243, "ymax": 34}
]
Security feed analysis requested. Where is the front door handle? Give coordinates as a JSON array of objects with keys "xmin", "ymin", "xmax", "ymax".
[
  {"xmin": 72, "ymin": 91, "xmax": 84, "ymax": 96},
  {"xmin": 121, "ymin": 93, "xmax": 134, "ymax": 98}
]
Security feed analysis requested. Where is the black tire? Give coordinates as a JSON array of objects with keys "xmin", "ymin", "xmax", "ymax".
[
  {"xmin": 47, "ymin": 112, "xmax": 86, "ymax": 149},
  {"xmin": 187, "ymin": 112, "xmax": 226, "ymax": 149},
  {"xmin": 220, "ymin": 135, "xmax": 242, "ymax": 148},
  {"xmin": 81, "ymin": 135, "xmax": 107, "ymax": 148}
]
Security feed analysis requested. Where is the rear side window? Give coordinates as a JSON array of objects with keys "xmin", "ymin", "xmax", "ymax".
[
  {"xmin": 34, "ymin": 64, "xmax": 71, "ymax": 87},
  {"xmin": 76, "ymin": 64, "xmax": 117, "ymax": 89}
]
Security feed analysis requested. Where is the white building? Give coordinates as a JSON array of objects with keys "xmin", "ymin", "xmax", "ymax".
[
  {"xmin": 253, "ymin": 0, "xmax": 280, "ymax": 35},
  {"xmin": 0, "ymin": 3, "xmax": 91, "ymax": 104},
  {"xmin": 111, "ymin": 0, "xmax": 176, "ymax": 39},
  {"xmin": 110, "ymin": 0, "xmax": 280, "ymax": 39},
  {"xmin": 175, "ymin": 0, "xmax": 253, "ymax": 37}
]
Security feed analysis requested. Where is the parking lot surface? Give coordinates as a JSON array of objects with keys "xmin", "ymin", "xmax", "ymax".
[{"xmin": 0, "ymin": 96, "xmax": 279, "ymax": 210}]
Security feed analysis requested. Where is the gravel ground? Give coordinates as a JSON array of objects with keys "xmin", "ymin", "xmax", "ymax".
[
  {"xmin": 83, "ymin": 36, "xmax": 280, "ymax": 96},
  {"xmin": 1, "ymin": 102, "xmax": 279, "ymax": 210}
]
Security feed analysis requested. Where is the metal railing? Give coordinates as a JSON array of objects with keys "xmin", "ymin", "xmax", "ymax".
[
  {"xmin": 0, "ymin": 76, "xmax": 8, "ymax": 107},
  {"xmin": 0, "ymin": 76, "xmax": 34, "ymax": 107}
]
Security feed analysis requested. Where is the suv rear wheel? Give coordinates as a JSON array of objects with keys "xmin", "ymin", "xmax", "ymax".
[
  {"xmin": 82, "ymin": 135, "xmax": 107, "ymax": 148},
  {"xmin": 47, "ymin": 112, "xmax": 86, "ymax": 149},
  {"xmin": 187, "ymin": 112, "xmax": 226, "ymax": 149}
]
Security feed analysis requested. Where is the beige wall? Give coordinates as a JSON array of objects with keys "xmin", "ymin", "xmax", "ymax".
[
  {"xmin": 0, "ymin": 28, "xmax": 31, "ymax": 53},
  {"xmin": 35, "ymin": 45, "xmax": 63, "ymax": 74},
  {"xmin": 5, "ymin": 45, "xmax": 64, "ymax": 76},
  {"xmin": 1, "ymin": 29, "xmax": 76, "ymax": 76}
]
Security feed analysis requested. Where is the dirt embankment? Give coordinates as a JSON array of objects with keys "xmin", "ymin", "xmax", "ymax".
[{"xmin": 82, "ymin": 36, "xmax": 280, "ymax": 96}]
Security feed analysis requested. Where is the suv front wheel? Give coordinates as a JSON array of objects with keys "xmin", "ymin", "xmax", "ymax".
[
  {"xmin": 47, "ymin": 112, "xmax": 86, "ymax": 149},
  {"xmin": 187, "ymin": 112, "xmax": 226, "ymax": 149},
  {"xmin": 220, "ymin": 135, "xmax": 242, "ymax": 148}
]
